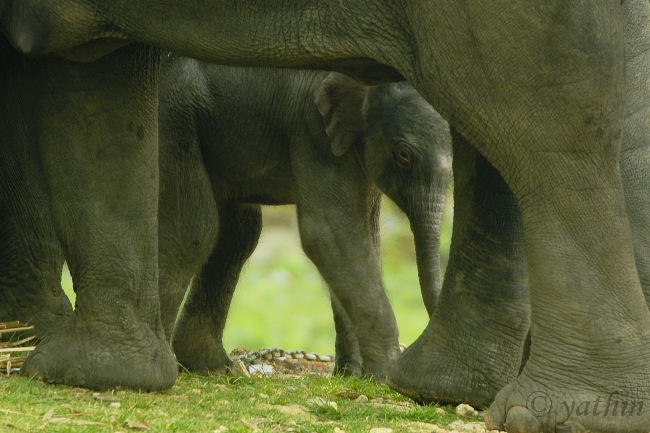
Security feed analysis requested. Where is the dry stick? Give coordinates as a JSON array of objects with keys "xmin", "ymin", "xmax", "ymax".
[
  {"xmin": 0, "ymin": 326, "xmax": 35, "ymax": 335},
  {"xmin": 0, "ymin": 321, "xmax": 21, "ymax": 329},
  {"xmin": 0, "ymin": 346, "xmax": 36, "ymax": 353}
]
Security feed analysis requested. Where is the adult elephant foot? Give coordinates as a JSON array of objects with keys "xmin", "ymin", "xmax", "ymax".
[
  {"xmin": 387, "ymin": 132, "xmax": 530, "ymax": 407},
  {"xmin": 21, "ymin": 313, "xmax": 178, "ymax": 391},
  {"xmin": 386, "ymin": 295, "xmax": 528, "ymax": 407},
  {"xmin": 484, "ymin": 354, "xmax": 650, "ymax": 433}
]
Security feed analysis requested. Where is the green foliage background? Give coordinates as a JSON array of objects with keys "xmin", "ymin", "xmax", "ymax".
[{"xmin": 61, "ymin": 193, "xmax": 453, "ymax": 355}]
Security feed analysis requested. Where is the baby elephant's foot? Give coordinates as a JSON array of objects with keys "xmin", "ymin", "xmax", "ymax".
[{"xmin": 171, "ymin": 315, "xmax": 232, "ymax": 374}]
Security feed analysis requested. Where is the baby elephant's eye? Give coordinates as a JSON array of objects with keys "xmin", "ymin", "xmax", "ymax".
[{"xmin": 393, "ymin": 145, "xmax": 414, "ymax": 169}]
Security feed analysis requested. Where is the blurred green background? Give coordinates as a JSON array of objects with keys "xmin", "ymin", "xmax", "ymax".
[{"xmin": 61, "ymin": 192, "xmax": 453, "ymax": 355}]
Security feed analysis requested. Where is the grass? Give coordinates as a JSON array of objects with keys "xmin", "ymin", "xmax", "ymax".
[{"xmin": 0, "ymin": 372, "xmax": 479, "ymax": 432}]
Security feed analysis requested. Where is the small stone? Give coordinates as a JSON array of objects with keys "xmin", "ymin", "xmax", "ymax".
[
  {"xmin": 355, "ymin": 395, "xmax": 369, "ymax": 403},
  {"xmin": 110, "ymin": 402, "xmax": 121, "ymax": 409},
  {"xmin": 328, "ymin": 401, "xmax": 338, "ymax": 411},
  {"xmin": 333, "ymin": 428, "xmax": 346, "ymax": 433},
  {"xmin": 285, "ymin": 360, "xmax": 300, "ymax": 370},
  {"xmin": 318, "ymin": 355, "xmax": 332, "ymax": 362},
  {"xmin": 293, "ymin": 353, "xmax": 305, "ymax": 360},
  {"xmin": 455, "ymin": 403, "xmax": 478, "ymax": 417},
  {"xmin": 305, "ymin": 353, "xmax": 317, "ymax": 361},
  {"xmin": 336, "ymin": 391, "xmax": 361, "ymax": 399},
  {"xmin": 306, "ymin": 397, "xmax": 328, "ymax": 406},
  {"xmin": 369, "ymin": 428, "xmax": 392, "ymax": 433},
  {"xmin": 249, "ymin": 364, "xmax": 274, "ymax": 374},
  {"xmin": 435, "ymin": 407, "xmax": 446, "ymax": 415}
]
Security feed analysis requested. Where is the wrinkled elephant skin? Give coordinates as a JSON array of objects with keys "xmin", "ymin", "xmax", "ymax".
[{"xmin": 3, "ymin": 2, "xmax": 650, "ymax": 432}]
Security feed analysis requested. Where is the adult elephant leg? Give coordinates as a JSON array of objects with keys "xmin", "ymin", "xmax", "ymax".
[
  {"xmin": 172, "ymin": 204, "xmax": 262, "ymax": 374},
  {"xmin": 20, "ymin": 43, "xmax": 178, "ymax": 391},
  {"xmin": 158, "ymin": 100, "xmax": 219, "ymax": 339},
  {"xmin": 471, "ymin": 6, "xmax": 650, "ymax": 432},
  {"xmin": 387, "ymin": 129, "xmax": 529, "ymax": 407},
  {"xmin": 0, "ymin": 40, "xmax": 72, "ymax": 336},
  {"xmin": 621, "ymin": 0, "xmax": 650, "ymax": 305}
]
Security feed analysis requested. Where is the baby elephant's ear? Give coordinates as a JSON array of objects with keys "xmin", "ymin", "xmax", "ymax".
[{"xmin": 314, "ymin": 72, "xmax": 367, "ymax": 156}]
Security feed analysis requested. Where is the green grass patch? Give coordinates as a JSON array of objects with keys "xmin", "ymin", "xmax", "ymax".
[{"xmin": 0, "ymin": 372, "xmax": 478, "ymax": 432}]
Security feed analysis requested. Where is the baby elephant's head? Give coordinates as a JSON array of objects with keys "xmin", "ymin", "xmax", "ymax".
[{"xmin": 315, "ymin": 72, "xmax": 453, "ymax": 314}]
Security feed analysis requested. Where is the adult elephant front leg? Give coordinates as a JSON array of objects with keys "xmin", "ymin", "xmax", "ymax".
[
  {"xmin": 22, "ymin": 43, "xmax": 177, "ymax": 391},
  {"xmin": 388, "ymin": 130, "xmax": 530, "ymax": 407}
]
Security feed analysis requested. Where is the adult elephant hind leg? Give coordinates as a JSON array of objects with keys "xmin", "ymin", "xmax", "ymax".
[
  {"xmin": 387, "ymin": 130, "xmax": 530, "ymax": 408},
  {"xmin": 172, "ymin": 204, "xmax": 262, "ymax": 374},
  {"xmin": 20, "ymin": 44, "xmax": 177, "ymax": 391},
  {"xmin": 0, "ymin": 42, "xmax": 72, "ymax": 336}
]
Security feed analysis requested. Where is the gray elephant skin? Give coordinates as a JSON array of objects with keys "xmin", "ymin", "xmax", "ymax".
[
  {"xmin": 157, "ymin": 57, "xmax": 452, "ymax": 377},
  {"xmin": 3, "ymin": 1, "xmax": 650, "ymax": 432},
  {"xmin": 0, "ymin": 38, "xmax": 72, "ymax": 335}
]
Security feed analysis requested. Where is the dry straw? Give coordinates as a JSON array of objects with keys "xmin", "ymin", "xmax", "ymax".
[{"xmin": 0, "ymin": 321, "xmax": 36, "ymax": 374}]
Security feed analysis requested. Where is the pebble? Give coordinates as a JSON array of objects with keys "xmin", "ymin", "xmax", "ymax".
[
  {"xmin": 305, "ymin": 353, "xmax": 318, "ymax": 361},
  {"xmin": 293, "ymin": 353, "xmax": 305, "ymax": 360},
  {"xmin": 369, "ymin": 428, "xmax": 392, "ymax": 433},
  {"xmin": 318, "ymin": 355, "xmax": 332, "ymax": 362},
  {"xmin": 249, "ymin": 364, "xmax": 274, "ymax": 374},
  {"xmin": 306, "ymin": 397, "xmax": 328, "ymax": 406},
  {"xmin": 355, "ymin": 395, "xmax": 369, "ymax": 403},
  {"xmin": 455, "ymin": 403, "xmax": 478, "ymax": 417}
]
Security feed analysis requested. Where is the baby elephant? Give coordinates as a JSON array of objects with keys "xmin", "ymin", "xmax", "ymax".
[{"xmin": 158, "ymin": 57, "xmax": 452, "ymax": 378}]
